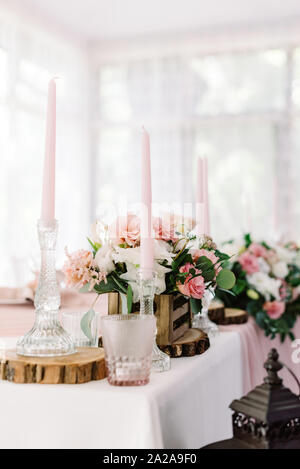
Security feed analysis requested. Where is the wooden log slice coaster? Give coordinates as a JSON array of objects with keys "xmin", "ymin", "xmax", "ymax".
[
  {"xmin": 0, "ymin": 347, "xmax": 106, "ymax": 384},
  {"xmin": 208, "ymin": 300, "xmax": 225, "ymax": 322},
  {"xmin": 158, "ymin": 328, "xmax": 210, "ymax": 358},
  {"xmin": 215, "ymin": 308, "xmax": 248, "ymax": 325}
]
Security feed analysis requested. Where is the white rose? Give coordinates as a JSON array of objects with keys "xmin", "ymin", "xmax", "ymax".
[
  {"xmin": 95, "ymin": 244, "xmax": 115, "ymax": 274},
  {"xmin": 272, "ymin": 261, "xmax": 289, "ymax": 279}
]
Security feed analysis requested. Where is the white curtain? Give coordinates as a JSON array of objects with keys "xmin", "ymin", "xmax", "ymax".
[
  {"xmin": 2, "ymin": 5, "xmax": 300, "ymax": 286},
  {"xmin": 93, "ymin": 48, "xmax": 299, "ymax": 243},
  {"xmin": 0, "ymin": 9, "xmax": 89, "ymax": 286}
]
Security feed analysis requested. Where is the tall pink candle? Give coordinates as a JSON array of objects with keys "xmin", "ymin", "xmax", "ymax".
[
  {"xmin": 41, "ymin": 78, "xmax": 56, "ymax": 221},
  {"xmin": 203, "ymin": 157, "xmax": 210, "ymax": 236},
  {"xmin": 195, "ymin": 157, "xmax": 205, "ymax": 235},
  {"xmin": 141, "ymin": 128, "xmax": 154, "ymax": 275}
]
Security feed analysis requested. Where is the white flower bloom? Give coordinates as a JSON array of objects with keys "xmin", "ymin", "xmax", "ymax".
[
  {"xmin": 272, "ymin": 261, "xmax": 289, "ymax": 279},
  {"xmin": 257, "ymin": 257, "xmax": 271, "ymax": 274},
  {"xmin": 119, "ymin": 261, "xmax": 170, "ymax": 303},
  {"xmin": 173, "ymin": 238, "xmax": 187, "ymax": 252},
  {"xmin": 246, "ymin": 272, "xmax": 281, "ymax": 301},
  {"xmin": 221, "ymin": 241, "xmax": 242, "ymax": 263},
  {"xmin": 154, "ymin": 240, "xmax": 174, "ymax": 264},
  {"xmin": 95, "ymin": 244, "xmax": 115, "ymax": 274},
  {"xmin": 112, "ymin": 246, "xmax": 141, "ymax": 266},
  {"xmin": 276, "ymin": 246, "xmax": 295, "ymax": 264},
  {"xmin": 113, "ymin": 243, "xmax": 172, "ymax": 303}
]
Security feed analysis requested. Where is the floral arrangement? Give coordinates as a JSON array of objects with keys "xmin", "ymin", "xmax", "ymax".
[
  {"xmin": 63, "ymin": 213, "xmax": 235, "ymax": 335},
  {"xmin": 217, "ymin": 234, "xmax": 300, "ymax": 341}
]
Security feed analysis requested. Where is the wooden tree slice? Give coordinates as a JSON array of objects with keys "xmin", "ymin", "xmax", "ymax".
[
  {"xmin": 210, "ymin": 308, "xmax": 248, "ymax": 325},
  {"xmin": 208, "ymin": 301, "xmax": 225, "ymax": 322},
  {"xmin": 158, "ymin": 328, "xmax": 210, "ymax": 358},
  {"xmin": 0, "ymin": 347, "xmax": 106, "ymax": 384}
]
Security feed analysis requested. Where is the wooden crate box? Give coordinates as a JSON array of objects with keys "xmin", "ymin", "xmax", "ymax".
[{"xmin": 108, "ymin": 292, "xmax": 192, "ymax": 346}]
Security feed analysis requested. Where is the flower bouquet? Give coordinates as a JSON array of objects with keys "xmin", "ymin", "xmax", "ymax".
[
  {"xmin": 217, "ymin": 234, "xmax": 300, "ymax": 341},
  {"xmin": 63, "ymin": 213, "xmax": 235, "ymax": 339}
]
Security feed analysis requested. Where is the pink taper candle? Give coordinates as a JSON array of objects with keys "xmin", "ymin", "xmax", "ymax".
[
  {"xmin": 203, "ymin": 157, "xmax": 210, "ymax": 236},
  {"xmin": 141, "ymin": 127, "xmax": 154, "ymax": 276},
  {"xmin": 41, "ymin": 78, "xmax": 56, "ymax": 221},
  {"xmin": 195, "ymin": 157, "xmax": 205, "ymax": 235}
]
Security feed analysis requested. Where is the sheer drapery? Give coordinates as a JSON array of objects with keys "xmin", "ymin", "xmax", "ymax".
[
  {"xmin": 93, "ymin": 48, "xmax": 300, "ymax": 243},
  {"xmin": 0, "ymin": 9, "xmax": 89, "ymax": 286},
  {"xmin": 2, "ymin": 5, "xmax": 300, "ymax": 286}
]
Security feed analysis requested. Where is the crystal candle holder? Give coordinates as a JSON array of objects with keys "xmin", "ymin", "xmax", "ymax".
[
  {"xmin": 192, "ymin": 288, "xmax": 219, "ymax": 338},
  {"xmin": 138, "ymin": 269, "xmax": 171, "ymax": 372},
  {"xmin": 101, "ymin": 314, "xmax": 156, "ymax": 386},
  {"xmin": 16, "ymin": 219, "xmax": 76, "ymax": 357}
]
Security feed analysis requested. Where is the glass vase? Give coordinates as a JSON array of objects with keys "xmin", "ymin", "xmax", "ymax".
[
  {"xmin": 138, "ymin": 269, "xmax": 171, "ymax": 372},
  {"xmin": 192, "ymin": 288, "xmax": 219, "ymax": 338},
  {"xmin": 16, "ymin": 219, "xmax": 76, "ymax": 357}
]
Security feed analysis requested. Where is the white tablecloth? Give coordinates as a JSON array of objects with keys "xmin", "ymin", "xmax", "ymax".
[{"xmin": 0, "ymin": 333, "xmax": 243, "ymax": 449}]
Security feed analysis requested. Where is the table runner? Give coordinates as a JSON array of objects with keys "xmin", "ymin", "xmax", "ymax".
[{"xmin": 220, "ymin": 317, "xmax": 300, "ymax": 395}]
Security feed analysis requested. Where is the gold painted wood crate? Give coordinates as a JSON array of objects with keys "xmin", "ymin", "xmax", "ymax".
[{"xmin": 108, "ymin": 292, "xmax": 192, "ymax": 346}]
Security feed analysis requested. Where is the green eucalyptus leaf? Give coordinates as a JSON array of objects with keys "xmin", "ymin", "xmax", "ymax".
[
  {"xmin": 202, "ymin": 269, "xmax": 215, "ymax": 282},
  {"xmin": 216, "ymin": 269, "xmax": 236, "ymax": 290},
  {"xmin": 80, "ymin": 308, "xmax": 95, "ymax": 341},
  {"xmin": 195, "ymin": 256, "xmax": 213, "ymax": 270},
  {"xmin": 127, "ymin": 284, "xmax": 133, "ymax": 314},
  {"xmin": 190, "ymin": 298, "xmax": 202, "ymax": 314}
]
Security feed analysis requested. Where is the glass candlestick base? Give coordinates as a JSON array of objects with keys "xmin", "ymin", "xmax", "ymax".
[
  {"xmin": 192, "ymin": 289, "xmax": 219, "ymax": 339},
  {"xmin": 16, "ymin": 220, "xmax": 76, "ymax": 357},
  {"xmin": 138, "ymin": 269, "xmax": 171, "ymax": 372},
  {"xmin": 192, "ymin": 312, "xmax": 219, "ymax": 338}
]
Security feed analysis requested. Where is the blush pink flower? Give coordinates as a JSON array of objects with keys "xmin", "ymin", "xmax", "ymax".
[
  {"xmin": 238, "ymin": 252, "xmax": 260, "ymax": 274},
  {"xmin": 263, "ymin": 301, "xmax": 285, "ymax": 320},
  {"xmin": 249, "ymin": 243, "xmax": 268, "ymax": 258},
  {"xmin": 192, "ymin": 248, "xmax": 222, "ymax": 276},
  {"xmin": 63, "ymin": 249, "xmax": 106, "ymax": 291},
  {"xmin": 177, "ymin": 263, "xmax": 205, "ymax": 299},
  {"xmin": 109, "ymin": 213, "xmax": 140, "ymax": 247},
  {"xmin": 153, "ymin": 215, "xmax": 179, "ymax": 242}
]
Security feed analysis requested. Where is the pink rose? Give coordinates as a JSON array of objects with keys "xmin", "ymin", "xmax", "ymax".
[
  {"xmin": 263, "ymin": 301, "xmax": 285, "ymax": 320},
  {"xmin": 192, "ymin": 248, "xmax": 221, "ymax": 276},
  {"xmin": 153, "ymin": 215, "xmax": 179, "ymax": 242},
  {"xmin": 109, "ymin": 214, "xmax": 140, "ymax": 247},
  {"xmin": 249, "ymin": 243, "xmax": 268, "ymax": 258},
  {"xmin": 238, "ymin": 252, "xmax": 260, "ymax": 274},
  {"xmin": 177, "ymin": 263, "xmax": 205, "ymax": 299}
]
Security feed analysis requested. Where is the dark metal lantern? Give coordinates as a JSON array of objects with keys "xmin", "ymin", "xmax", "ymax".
[{"xmin": 203, "ymin": 348, "xmax": 300, "ymax": 449}]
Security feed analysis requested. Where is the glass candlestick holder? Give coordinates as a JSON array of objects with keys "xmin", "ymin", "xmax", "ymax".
[
  {"xmin": 192, "ymin": 288, "xmax": 219, "ymax": 338},
  {"xmin": 16, "ymin": 219, "xmax": 76, "ymax": 357},
  {"xmin": 138, "ymin": 269, "xmax": 171, "ymax": 372}
]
